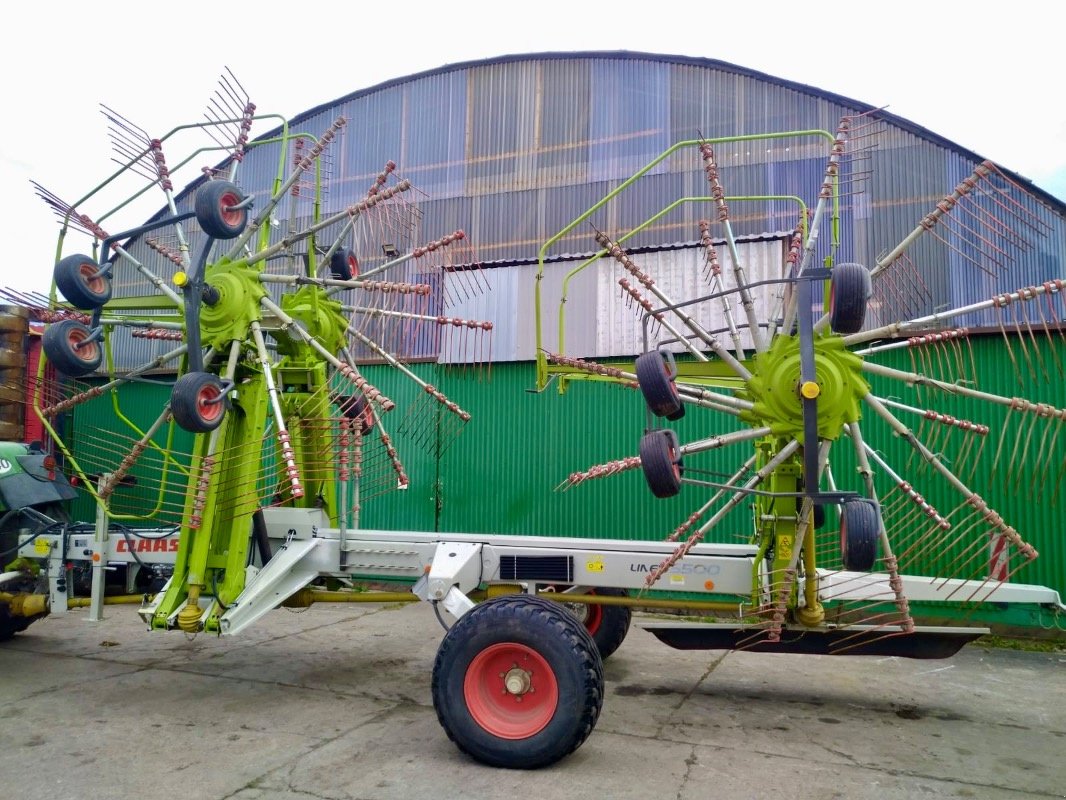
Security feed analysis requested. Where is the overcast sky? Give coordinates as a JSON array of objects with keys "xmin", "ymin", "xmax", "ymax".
[{"xmin": 1, "ymin": 0, "xmax": 1061, "ymax": 298}]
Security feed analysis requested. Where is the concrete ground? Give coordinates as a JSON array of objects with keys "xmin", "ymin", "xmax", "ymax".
[{"xmin": 1, "ymin": 600, "xmax": 1063, "ymax": 800}]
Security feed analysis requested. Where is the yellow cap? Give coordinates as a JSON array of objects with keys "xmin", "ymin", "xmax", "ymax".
[
  {"xmin": 799, "ymin": 380, "xmax": 821, "ymax": 399},
  {"xmin": 173, "ymin": 271, "xmax": 188, "ymax": 287}
]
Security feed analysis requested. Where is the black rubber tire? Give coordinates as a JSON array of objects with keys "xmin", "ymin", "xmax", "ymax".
[
  {"xmin": 432, "ymin": 594, "xmax": 604, "ymax": 769},
  {"xmin": 336, "ymin": 394, "xmax": 376, "ymax": 435},
  {"xmin": 330, "ymin": 248, "xmax": 359, "ymax": 280},
  {"xmin": 639, "ymin": 428, "xmax": 683, "ymax": 498},
  {"xmin": 812, "ymin": 503, "xmax": 826, "ymax": 530},
  {"xmin": 828, "ymin": 263, "xmax": 872, "ymax": 335},
  {"xmin": 194, "ymin": 181, "xmax": 248, "ymax": 240},
  {"xmin": 42, "ymin": 320, "xmax": 102, "ymax": 376},
  {"xmin": 635, "ymin": 350, "xmax": 684, "ymax": 419},
  {"xmin": 0, "ymin": 609, "xmax": 40, "ymax": 642},
  {"xmin": 797, "ymin": 480, "xmax": 826, "ymax": 530},
  {"xmin": 840, "ymin": 500, "xmax": 880, "ymax": 571},
  {"xmin": 54, "ymin": 254, "xmax": 112, "ymax": 309},
  {"xmin": 170, "ymin": 371, "xmax": 227, "ymax": 433},
  {"xmin": 566, "ymin": 587, "xmax": 631, "ymax": 660}
]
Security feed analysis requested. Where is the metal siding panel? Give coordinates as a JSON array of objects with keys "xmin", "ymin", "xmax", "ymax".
[
  {"xmin": 441, "ymin": 266, "xmax": 515, "ymax": 362},
  {"xmin": 592, "ymin": 240, "xmax": 787, "ymax": 357},
  {"xmin": 433, "ymin": 360, "xmax": 752, "ymax": 540}
]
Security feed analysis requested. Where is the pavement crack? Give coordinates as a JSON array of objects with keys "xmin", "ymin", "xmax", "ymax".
[
  {"xmin": 675, "ymin": 745, "xmax": 699, "ymax": 800},
  {"xmin": 652, "ymin": 650, "xmax": 729, "ymax": 740},
  {"xmin": 675, "ymin": 651, "xmax": 731, "ymax": 710},
  {"xmin": 606, "ymin": 729, "xmax": 1063, "ymax": 798},
  {"xmin": 218, "ymin": 703, "xmax": 412, "ymax": 800}
]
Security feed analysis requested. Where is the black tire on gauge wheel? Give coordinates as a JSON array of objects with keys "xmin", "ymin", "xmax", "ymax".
[
  {"xmin": 432, "ymin": 595, "xmax": 604, "ymax": 769},
  {"xmin": 170, "ymin": 371, "xmax": 227, "ymax": 433},
  {"xmin": 54, "ymin": 254, "xmax": 112, "ymax": 309},
  {"xmin": 840, "ymin": 500, "xmax": 880, "ymax": 571},
  {"xmin": 635, "ymin": 350, "xmax": 684, "ymax": 420},
  {"xmin": 827, "ymin": 263, "xmax": 872, "ymax": 335},
  {"xmin": 42, "ymin": 319, "xmax": 102, "ymax": 377},
  {"xmin": 194, "ymin": 181, "xmax": 248, "ymax": 240},
  {"xmin": 639, "ymin": 428, "xmax": 683, "ymax": 498},
  {"xmin": 330, "ymin": 247, "xmax": 359, "ymax": 281},
  {"xmin": 335, "ymin": 394, "xmax": 376, "ymax": 435}
]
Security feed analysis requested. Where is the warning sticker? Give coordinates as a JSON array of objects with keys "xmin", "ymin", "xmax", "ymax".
[
  {"xmin": 586, "ymin": 558, "xmax": 605, "ymax": 573},
  {"xmin": 34, "ymin": 538, "xmax": 50, "ymax": 555}
]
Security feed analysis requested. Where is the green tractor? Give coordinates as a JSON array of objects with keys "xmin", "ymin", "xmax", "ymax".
[{"xmin": 0, "ymin": 440, "xmax": 76, "ymax": 639}]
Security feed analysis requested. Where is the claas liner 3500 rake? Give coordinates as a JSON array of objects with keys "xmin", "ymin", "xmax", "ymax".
[{"xmin": 4, "ymin": 73, "xmax": 1065, "ymax": 769}]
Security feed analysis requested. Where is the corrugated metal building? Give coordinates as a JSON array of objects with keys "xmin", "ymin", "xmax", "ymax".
[{"xmin": 72, "ymin": 52, "xmax": 1066, "ymax": 601}]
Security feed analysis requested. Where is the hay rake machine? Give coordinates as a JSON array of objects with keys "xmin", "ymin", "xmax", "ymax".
[
  {"xmin": 537, "ymin": 114, "xmax": 1066, "ymax": 657},
  {"xmin": 2, "ymin": 73, "xmax": 1064, "ymax": 769}
]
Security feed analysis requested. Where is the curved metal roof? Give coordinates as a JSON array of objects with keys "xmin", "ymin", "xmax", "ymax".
[{"xmin": 278, "ymin": 50, "xmax": 1064, "ymax": 214}]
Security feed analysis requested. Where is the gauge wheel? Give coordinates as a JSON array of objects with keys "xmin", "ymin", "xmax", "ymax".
[
  {"xmin": 828, "ymin": 263, "xmax": 872, "ymax": 335},
  {"xmin": 194, "ymin": 180, "xmax": 248, "ymax": 240},
  {"xmin": 840, "ymin": 500, "xmax": 880, "ymax": 571},
  {"xmin": 635, "ymin": 350, "xmax": 684, "ymax": 420},
  {"xmin": 54, "ymin": 254, "xmax": 112, "ymax": 309},
  {"xmin": 330, "ymin": 247, "xmax": 359, "ymax": 280},
  {"xmin": 639, "ymin": 428, "xmax": 683, "ymax": 498},
  {"xmin": 170, "ymin": 371, "xmax": 228, "ymax": 433},
  {"xmin": 42, "ymin": 319, "xmax": 102, "ymax": 377}
]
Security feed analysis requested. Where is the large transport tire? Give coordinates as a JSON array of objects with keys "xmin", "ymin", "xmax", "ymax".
[
  {"xmin": 330, "ymin": 247, "xmax": 359, "ymax": 280},
  {"xmin": 840, "ymin": 500, "xmax": 880, "ymax": 571},
  {"xmin": 54, "ymin": 254, "xmax": 112, "ymax": 309},
  {"xmin": 559, "ymin": 587, "xmax": 632, "ymax": 660},
  {"xmin": 431, "ymin": 595, "xmax": 604, "ymax": 769},
  {"xmin": 639, "ymin": 428, "xmax": 683, "ymax": 498},
  {"xmin": 194, "ymin": 181, "xmax": 248, "ymax": 240},
  {"xmin": 42, "ymin": 320, "xmax": 102, "ymax": 376},
  {"xmin": 635, "ymin": 349, "xmax": 684, "ymax": 420},
  {"xmin": 170, "ymin": 371, "xmax": 227, "ymax": 433},
  {"xmin": 827, "ymin": 263, "xmax": 872, "ymax": 335}
]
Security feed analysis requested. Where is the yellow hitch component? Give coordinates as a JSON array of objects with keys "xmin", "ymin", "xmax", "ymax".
[
  {"xmin": 0, "ymin": 592, "xmax": 48, "ymax": 617},
  {"xmin": 799, "ymin": 380, "xmax": 821, "ymax": 399},
  {"xmin": 173, "ymin": 271, "xmax": 188, "ymax": 287},
  {"xmin": 177, "ymin": 585, "xmax": 204, "ymax": 632}
]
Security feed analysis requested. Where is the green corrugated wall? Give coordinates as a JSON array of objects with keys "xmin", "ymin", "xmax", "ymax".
[{"xmin": 67, "ymin": 333, "xmax": 1064, "ymax": 602}]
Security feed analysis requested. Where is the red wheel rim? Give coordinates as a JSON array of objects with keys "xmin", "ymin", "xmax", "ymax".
[
  {"xmin": 66, "ymin": 327, "xmax": 99, "ymax": 364},
  {"xmin": 464, "ymin": 642, "xmax": 558, "ymax": 739},
  {"xmin": 219, "ymin": 191, "xmax": 243, "ymax": 227},
  {"xmin": 663, "ymin": 360, "xmax": 680, "ymax": 403},
  {"xmin": 77, "ymin": 261, "xmax": 106, "ymax": 295},
  {"xmin": 584, "ymin": 602, "xmax": 604, "ymax": 635},
  {"xmin": 347, "ymin": 252, "xmax": 360, "ymax": 277},
  {"xmin": 839, "ymin": 514, "xmax": 848, "ymax": 563},
  {"xmin": 359, "ymin": 406, "xmax": 376, "ymax": 433},
  {"xmin": 195, "ymin": 382, "xmax": 224, "ymax": 423}
]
